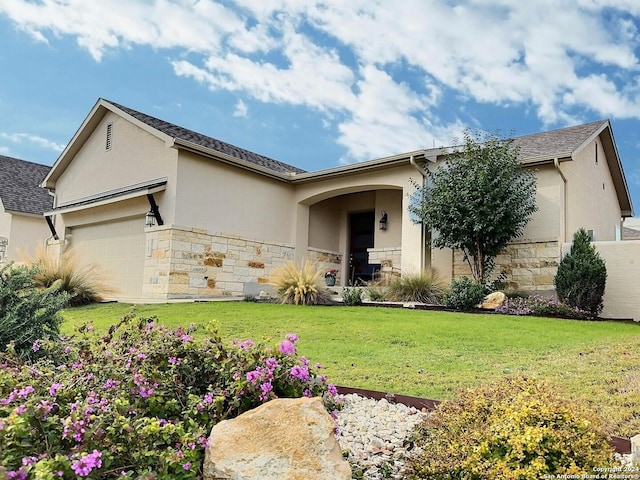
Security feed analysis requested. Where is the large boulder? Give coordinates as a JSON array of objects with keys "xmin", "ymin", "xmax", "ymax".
[
  {"xmin": 479, "ymin": 291, "xmax": 507, "ymax": 309},
  {"xmin": 203, "ymin": 396, "xmax": 351, "ymax": 480}
]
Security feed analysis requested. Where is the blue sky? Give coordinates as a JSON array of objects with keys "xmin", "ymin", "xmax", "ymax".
[{"xmin": 1, "ymin": 1, "xmax": 640, "ymax": 215}]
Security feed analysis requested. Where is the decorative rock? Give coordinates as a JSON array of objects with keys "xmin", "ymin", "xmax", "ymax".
[
  {"xmin": 479, "ymin": 291, "xmax": 506, "ymax": 309},
  {"xmin": 203, "ymin": 397, "xmax": 351, "ymax": 480}
]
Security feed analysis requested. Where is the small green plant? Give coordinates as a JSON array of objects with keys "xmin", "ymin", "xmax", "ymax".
[
  {"xmin": 340, "ymin": 287, "xmax": 363, "ymax": 306},
  {"xmin": 0, "ymin": 314, "xmax": 338, "ymax": 478},
  {"xmin": 270, "ymin": 261, "xmax": 333, "ymax": 305},
  {"xmin": 385, "ymin": 270, "xmax": 447, "ymax": 304},
  {"xmin": 554, "ymin": 228, "xmax": 607, "ymax": 316},
  {"xmin": 365, "ymin": 285, "xmax": 387, "ymax": 302},
  {"xmin": 442, "ymin": 276, "xmax": 486, "ymax": 310},
  {"xmin": 406, "ymin": 376, "xmax": 615, "ymax": 479},
  {"xmin": 22, "ymin": 245, "xmax": 114, "ymax": 306},
  {"xmin": 0, "ymin": 264, "xmax": 69, "ymax": 360}
]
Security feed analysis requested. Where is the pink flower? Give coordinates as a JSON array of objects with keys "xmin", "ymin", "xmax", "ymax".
[
  {"xmin": 327, "ymin": 384, "xmax": 338, "ymax": 397},
  {"xmin": 278, "ymin": 340, "xmax": 295, "ymax": 355},
  {"xmin": 289, "ymin": 365, "xmax": 309, "ymax": 381},
  {"xmin": 182, "ymin": 462, "xmax": 192, "ymax": 471},
  {"xmin": 285, "ymin": 333, "xmax": 299, "ymax": 344},
  {"xmin": 31, "ymin": 340, "xmax": 40, "ymax": 352},
  {"xmin": 246, "ymin": 370, "xmax": 260, "ymax": 385},
  {"xmin": 259, "ymin": 382, "xmax": 273, "ymax": 400},
  {"xmin": 71, "ymin": 450, "xmax": 102, "ymax": 476},
  {"xmin": 239, "ymin": 339, "xmax": 255, "ymax": 350}
]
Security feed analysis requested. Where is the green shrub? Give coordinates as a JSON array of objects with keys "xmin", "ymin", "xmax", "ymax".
[
  {"xmin": 365, "ymin": 285, "xmax": 387, "ymax": 302},
  {"xmin": 554, "ymin": 228, "xmax": 607, "ymax": 316},
  {"xmin": 406, "ymin": 376, "xmax": 615, "ymax": 479},
  {"xmin": 0, "ymin": 264, "xmax": 69, "ymax": 360},
  {"xmin": 340, "ymin": 287, "xmax": 363, "ymax": 306},
  {"xmin": 385, "ymin": 270, "xmax": 447, "ymax": 304},
  {"xmin": 0, "ymin": 314, "xmax": 337, "ymax": 478},
  {"xmin": 270, "ymin": 261, "xmax": 333, "ymax": 305},
  {"xmin": 443, "ymin": 276, "xmax": 486, "ymax": 310},
  {"xmin": 22, "ymin": 245, "xmax": 114, "ymax": 306}
]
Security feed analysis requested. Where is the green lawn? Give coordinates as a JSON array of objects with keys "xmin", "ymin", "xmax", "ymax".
[{"xmin": 62, "ymin": 302, "xmax": 640, "ymax": 437}]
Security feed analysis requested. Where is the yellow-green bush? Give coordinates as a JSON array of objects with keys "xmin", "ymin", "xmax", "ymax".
[
  {"xmin": 406, "ymin": 376, "xmax": 615, "ymax": 479},
  {"xmin": 270, "ymin": 261, "xmax": 333, "ymax": 305}
]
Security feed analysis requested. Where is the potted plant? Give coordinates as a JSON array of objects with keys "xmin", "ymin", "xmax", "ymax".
[{"xmin": 325, "ymin": 269, "xmax": 338, "ymax": 286}]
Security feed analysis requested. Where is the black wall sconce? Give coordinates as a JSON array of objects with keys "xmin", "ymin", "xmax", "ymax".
[
  {"xmin": 145, "ymin": 210, "xmax": 156, "ymax": 228},
  {"xmin": 379, "ymin": 210, "xmax": 388, "ymax": 230}
]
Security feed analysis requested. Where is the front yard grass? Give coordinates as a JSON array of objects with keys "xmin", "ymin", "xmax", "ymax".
[{"xmin": 62, "ymin": 302, "xmax": 640, "ymax": 437}]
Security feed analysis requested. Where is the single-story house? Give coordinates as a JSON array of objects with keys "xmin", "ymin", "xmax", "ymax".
[
  {"xmin": 41, "ymin": 99, "xmax": 633, "ymax": 303},
  {"xmin": 0, "ymin": 155, "xmax": 53, "ymax": 264}
]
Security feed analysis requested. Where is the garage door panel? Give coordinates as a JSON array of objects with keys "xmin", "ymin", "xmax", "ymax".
[{"xmin": 70, "ymin": 217, "xmax": 145, "ymax": 300}]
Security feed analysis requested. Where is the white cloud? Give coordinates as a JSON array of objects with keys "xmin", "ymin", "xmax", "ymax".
[
  {"xmin": 0, "ymin": 132, "xmax": 65, "ymax": 152},
  {"xmin": 2, "ymin": 0, "xmax": 640, "ymax": 160},
  {"xmin": 233, "ymin": 99, "xmax": 248, "ymax": 117}
]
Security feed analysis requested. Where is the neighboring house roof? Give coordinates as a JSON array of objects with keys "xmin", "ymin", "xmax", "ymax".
[{"xmin": 0, "ymin": 154, "xmax": 52, "ymax": 215}]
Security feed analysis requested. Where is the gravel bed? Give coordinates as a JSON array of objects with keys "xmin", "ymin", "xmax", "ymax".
[
  {"xmin": 334, "ymin": 393, "xmax": 636, "ymax": 479},
  {"xmin": 334, "ymin": 393, "xmax": 427, "ymax": 479}
]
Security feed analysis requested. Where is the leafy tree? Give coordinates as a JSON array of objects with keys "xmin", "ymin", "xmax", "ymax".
[
  {"xmin": 409, "ymin": 129, "xmax": 537, "ymax": 282},
  {"xmin": 554, "ymin": 228, "xmax": 607, "ymax": 316}
]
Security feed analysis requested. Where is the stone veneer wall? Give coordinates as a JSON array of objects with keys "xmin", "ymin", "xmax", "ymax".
[
  {"xmin": 307, "ymin": 247, "xmax": 343, "ymax": 285},
  {"xmin": 143, "ymin": 226, "xmax": 295, "ymax": 300},
  {"xmin": 453, "ymin": 240, "xmax": 560, "ymax": 291},
  {"xmin": 367, "ymin": 247, "xmax": 402, "ymax": 271}
]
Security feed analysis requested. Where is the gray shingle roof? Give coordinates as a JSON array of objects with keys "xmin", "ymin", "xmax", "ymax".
[
  {"xmin": 106, "ymin": 100, "xmax": 306, "ymax": 175},
  {"xmin": 0, "ymin": 155, "xmax": 52, "ymax": 215},
  {"xmin": 513, "ymin": 120, "xmax": 607, "ymax": 159}
]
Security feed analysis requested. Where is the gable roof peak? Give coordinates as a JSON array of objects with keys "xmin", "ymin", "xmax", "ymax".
[{"xmin": 103, "ymin": 99, "xmax": 306, "ymax": 175}]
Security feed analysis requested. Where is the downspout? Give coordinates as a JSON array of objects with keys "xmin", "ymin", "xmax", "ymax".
[
  {"xmin": 553, "ymin": 158, "xmax": 567, "ymax": 244},
  {"xmin": 410, "ymin": 155, "xmax": 428, "ymax": 271}
]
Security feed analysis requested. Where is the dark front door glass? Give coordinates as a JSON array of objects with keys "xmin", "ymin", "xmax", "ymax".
[{"xmin": 349, "ymin": 211, "xmax": 375, "ymax": 284}]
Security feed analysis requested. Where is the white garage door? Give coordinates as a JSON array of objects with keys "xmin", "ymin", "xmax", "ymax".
[{"xmin": 70, "ymin": 217, "xmax": 145, "ymax": 301}]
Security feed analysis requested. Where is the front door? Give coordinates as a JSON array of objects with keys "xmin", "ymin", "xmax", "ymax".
[{"xmin": 349, "ymin": 211, "xmax": 375, "ymax": 284}]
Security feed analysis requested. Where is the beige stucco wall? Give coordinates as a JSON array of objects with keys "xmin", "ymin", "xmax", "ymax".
[
  {"xmin": 562, "ymin": 240, "xmax": 640, "ymax": 321},
  {"xmin": 519, "ymin": 165, "xmax": 562, "ymax": 242},
  {"xmin": 0, "ymin": 211, "xmax": 51, "ymax": 263},
  {"xmin": 561, "ymin": 138, "xmax": 623, "ymax": 241},
  {"xmin": 174, "ymin": 152, "xmax": 296, "ymax": 244},
  {"xmin": 52, "ymin": 111, "xmax": 179, "ymax": 227},
  {"xmin": 7, "ymin": 214, "xmax": 51, "ymax": 260}
]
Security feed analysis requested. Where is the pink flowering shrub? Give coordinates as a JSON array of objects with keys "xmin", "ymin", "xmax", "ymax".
[
  {"xmin": 0, "ymin": 313, "xmax": 337, "ymax": 478},
  {"xmin": 495, "ymin": 295, "xmax": 595, "ymax": 320}
]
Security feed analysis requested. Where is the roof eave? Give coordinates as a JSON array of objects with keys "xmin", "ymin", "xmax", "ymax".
[{"xmin": 290, "ymin": 150, "xmax": 427, "ymax": 183}]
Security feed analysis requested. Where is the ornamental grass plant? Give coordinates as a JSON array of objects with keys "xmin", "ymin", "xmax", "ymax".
[
  {"xmin": 21, "ymin": 245, "xmax": 114, "ymax": 306},
  {"xmin": 0, "ymin": 313, "xmax": 336, "ymax": 478},
  {"xmin": 385, "ymin": 270, "xmax": 447, "ymax": 304},
  {"xmin": 270, "ymin": 261, "xmax": 333, "ymax": 305}
]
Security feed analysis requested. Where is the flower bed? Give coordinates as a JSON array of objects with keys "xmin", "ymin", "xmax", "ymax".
[{"xmin": 0, "ymin": 315, "xmax": 336, "ymax": 478}]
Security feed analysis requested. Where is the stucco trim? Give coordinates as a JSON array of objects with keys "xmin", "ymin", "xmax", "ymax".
[{"xmin": 45, "ymin": 178, "xmax": 167, "ymax": 215}]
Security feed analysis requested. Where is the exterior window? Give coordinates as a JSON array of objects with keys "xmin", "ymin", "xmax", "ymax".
[
  {"xmin": 106, "ymin": 123, "xmax": 113, "ymax": 150},
  {"xmin": 595, "ymin": 142, "xmax": 598, "ymax": 164}
]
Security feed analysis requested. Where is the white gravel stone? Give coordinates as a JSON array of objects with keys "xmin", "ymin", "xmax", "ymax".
[{"xmin": 333, "ymin": 394, "xmax": 427, "ymax": 479}]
